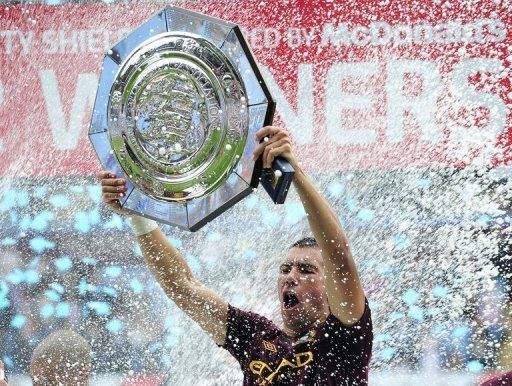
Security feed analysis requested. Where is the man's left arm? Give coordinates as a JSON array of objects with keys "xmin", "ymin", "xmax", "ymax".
[{"xmin": 253, "ymin": 126, "xmax": 366, "ymax": 326}]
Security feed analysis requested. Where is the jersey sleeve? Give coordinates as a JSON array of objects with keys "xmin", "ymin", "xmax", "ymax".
[
  {"xmin": 218, "ymin": 304, "xmax": 278, "ymax": 365},
  {"xmin": 318, "ymin": 299, "xmax": 373, "ymax": 369}
]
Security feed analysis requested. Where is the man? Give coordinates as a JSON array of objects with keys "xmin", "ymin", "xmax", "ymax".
[
  {"xmin": 29, "ymin": 329, "xmax": 92, "ymax": 386},
  {"xmin": 99, "ymin": 126, "xmax": 372, "ymax": 385}
]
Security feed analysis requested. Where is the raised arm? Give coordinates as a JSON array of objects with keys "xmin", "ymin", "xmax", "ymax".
[
  {"xmin": 97, "ymin": 171, "xmax": 228, "ymax": 345},
  {"xmin": 252, "ymin": 127, "xmax": 366, "ymax": 326}
]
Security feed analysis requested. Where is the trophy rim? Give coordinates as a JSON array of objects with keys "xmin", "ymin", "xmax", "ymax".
[{"xmin": 89, "ymin": 6, "xmax": 278, "ymax": 231}]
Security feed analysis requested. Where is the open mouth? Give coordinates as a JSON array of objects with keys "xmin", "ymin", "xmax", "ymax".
[{"xmin": 283, "ymin": 292, "xmax": 300, "ymax": 309}]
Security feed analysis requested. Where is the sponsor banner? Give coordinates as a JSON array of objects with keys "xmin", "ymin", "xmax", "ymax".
[{"xmin": 0, "ymin": 1, "xmax": 510, "ymax": 176}]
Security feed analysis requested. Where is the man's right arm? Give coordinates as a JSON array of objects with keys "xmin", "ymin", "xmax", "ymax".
[
  {"xmin": 136, "ymin": 227, "xmax": 228, "ymax": 345},
  {"xmin": 98, "ymin": 171, "xmax": 228, "ymax": 345}
]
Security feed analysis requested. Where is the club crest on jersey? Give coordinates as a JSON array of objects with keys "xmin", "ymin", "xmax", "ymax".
[{"xmin": 263, "ymin": 340, "xmax": 277, "ymax": 353}]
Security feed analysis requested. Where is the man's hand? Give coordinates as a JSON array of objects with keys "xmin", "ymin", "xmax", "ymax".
[
  {"xmin": 252, "ymin": 126, "xmax": 298, "ymax": 169},
  {"xmin": 96, "ymin": 170, "xmax": 128, "ymax": 215},
  {"xmin": 0, "ymin": 360, "xmax": 8, "ymax": 386}
]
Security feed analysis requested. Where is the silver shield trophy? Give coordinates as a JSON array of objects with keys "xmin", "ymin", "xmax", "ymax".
[{"xmin": 89, "ymin": 7, "xmax": 293, "ymax": 231}]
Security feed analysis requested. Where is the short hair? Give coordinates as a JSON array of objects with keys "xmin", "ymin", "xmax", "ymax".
[
  {"xmin": 30, "ymin": 330, "xmax": 91, "ymax": 386},
  {"xmin": 290, "ymin": 237, "xmax": 318, "ymax": 249}
]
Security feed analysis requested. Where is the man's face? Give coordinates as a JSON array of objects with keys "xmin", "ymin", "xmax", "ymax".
[{"xmin": 278, "ymin": 247, "xmax": 329, "ymax": 333}]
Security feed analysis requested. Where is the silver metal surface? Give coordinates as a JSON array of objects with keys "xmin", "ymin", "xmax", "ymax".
[
  {"xmin": 89, "ymin": 7, "xmax": 275, "ymax": 231},
  {"xmin": 108, "ymin": 31, "xmax": 249, "ymax": 202}
]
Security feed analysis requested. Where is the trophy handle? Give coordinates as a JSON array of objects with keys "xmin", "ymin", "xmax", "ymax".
[
  {"xmin": 259, "ymin": 156, "xmax": 295, "ymax": 204},
  {"xmin": 245, "ymin": 80, "xmax": 293, "ymax": 203}
]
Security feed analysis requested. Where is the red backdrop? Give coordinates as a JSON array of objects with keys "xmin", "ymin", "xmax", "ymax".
[{"xmin": 0, "ymin": 1, "xmax": 510, "ymax": 176}]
